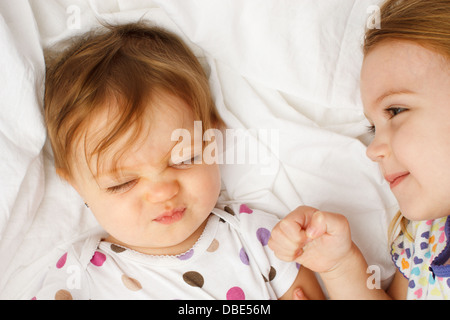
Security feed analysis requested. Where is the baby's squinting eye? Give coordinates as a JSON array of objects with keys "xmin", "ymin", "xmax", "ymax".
[
  {"xmin": 106, "ymin": 179, "xmax": 138, "ymax": 194},
  {"xmin": 172, "ymin": 155, "xmax": 201, "ymax": 168}
]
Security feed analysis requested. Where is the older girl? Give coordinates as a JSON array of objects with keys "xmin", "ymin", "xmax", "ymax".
[{"xmin": 269, "ymin": 0, "xmax": 450, "ymax": 299}]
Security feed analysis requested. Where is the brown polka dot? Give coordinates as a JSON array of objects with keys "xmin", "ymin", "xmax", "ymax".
[
  {"xmin": 122, "ymin": 274, "xmax": 142, "ymax": 291},
  {"xmin": 224, "ymin": 206, "xmax": 235, "ymax": 215},
  {"xmin": 55, "ymin": 289, "xmax": 73, "ymax": 300},
  {"xmin": 207, "ymin": 239, "xmax": 219, "ymax": 252},
  {"xmin": 183, "ymin": 271, "xmax": 204, "ymax": 288},
  {"xmin": 262, "ymin": 266, "xmax": 277, "ymax": 282},
  {"xmin": 268, "ymin": 266, "xmax": 276, "ymax": 281},
  {"xmin": 111, "ymin": 244, "xmax": 126, "ymax": 253}
]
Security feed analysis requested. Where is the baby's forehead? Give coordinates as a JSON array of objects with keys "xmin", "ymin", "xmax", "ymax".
[
  {"xmin": 80, "ymin": 97, "xmax": 196, "ymax": 176},
  {"xmin": 84, "ymin": 91, "xmax": 191, "ymax": 143}
]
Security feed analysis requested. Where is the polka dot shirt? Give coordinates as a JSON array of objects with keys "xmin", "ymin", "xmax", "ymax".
[{"xmin": 33, "ymin": 204, "xmax": 299, "ymax": 300}]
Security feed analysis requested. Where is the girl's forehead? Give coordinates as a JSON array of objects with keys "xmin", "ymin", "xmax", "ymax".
[{"xmin": 361, "ymin": 41, "xmax": 450, "ymax": 106}]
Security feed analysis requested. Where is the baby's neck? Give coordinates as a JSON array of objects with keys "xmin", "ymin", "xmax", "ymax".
[{"xmin": 104, "ymin": 219, "xmax": 208, "ymax": 256}]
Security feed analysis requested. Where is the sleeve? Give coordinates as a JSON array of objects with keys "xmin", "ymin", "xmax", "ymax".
[
  {"xmin": 232, "ymin": 203, "xmax": 300, "ymax": 298},
  {"xmin": 33, "ymin": 249, "xmax": 90, "ymax": 300}
]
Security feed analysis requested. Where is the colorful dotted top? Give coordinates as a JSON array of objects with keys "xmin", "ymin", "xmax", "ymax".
[
  {"xmin": 391, "ymin": 216, "xmax": 450, "ymax": 299},
  {"xmin": 33, "ymin": 204, "xmax": 299, "ymax": 300}
]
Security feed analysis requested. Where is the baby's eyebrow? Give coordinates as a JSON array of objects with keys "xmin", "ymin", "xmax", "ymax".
[
  {"xmin": 94, "ymin": 167, "xmax": 133, "ymax": 183},
  {"xmin": 94, "ymin": 138, "xmax": 191, "ymax": 180}
]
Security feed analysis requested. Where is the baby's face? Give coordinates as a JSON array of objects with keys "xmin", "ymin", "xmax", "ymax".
[
  {"xmin": 361, "ymin": 40, "xmax": 450, "ymax": 221},
  {"xmin": 69, "ymin": 93, "xmax": 221, "ymax": 255}
]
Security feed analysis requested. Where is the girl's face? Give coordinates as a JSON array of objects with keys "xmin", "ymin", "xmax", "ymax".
[
  {"xmin": 361, "ymin": 40, "xmax": 450, "ymax": 221},
  {"xmin": 69, "ymin": 93, "xmax": 221, "ymax": 255}
]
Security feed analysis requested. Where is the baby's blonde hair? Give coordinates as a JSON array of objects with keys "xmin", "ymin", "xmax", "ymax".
[
  {"xmin": 45, "ymin": 22, "xmax": 224, "ymax": 179},
  {"xmin": 364, "ymin": 0, "xmax": 450, "ymax": 243}
]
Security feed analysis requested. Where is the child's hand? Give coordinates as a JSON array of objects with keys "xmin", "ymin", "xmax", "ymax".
[{"xmin": 268, "ymin": 206, "xmax": 353, "ymax": 274}]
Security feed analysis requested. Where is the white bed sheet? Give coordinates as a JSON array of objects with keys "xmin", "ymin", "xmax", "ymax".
[{"xmin": 0, "ymin": 0, "xmax": 398, "ymax": 299}]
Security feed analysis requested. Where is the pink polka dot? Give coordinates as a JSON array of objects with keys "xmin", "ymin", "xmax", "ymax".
[
  {"xmin": 239, "ymin": 204, "xmax": 253, "ymax": 214},
  {"xmin": 90, "ymin": 251, "xmax": 106, "ymax": 267},
  {"xmin": 226, "ymin": 286, "xmax": 245, "ymax": 300},
  {"xmin": 56, "ymin": 252, "xmax": 67, "ymax": 269}
]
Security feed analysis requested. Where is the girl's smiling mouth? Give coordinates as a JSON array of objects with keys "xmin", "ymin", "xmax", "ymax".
[{"xmin": 385, "ymin": 172, "xmax": 410, "ymax": 189}]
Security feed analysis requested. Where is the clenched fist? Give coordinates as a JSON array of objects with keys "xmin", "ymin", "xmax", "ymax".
[{"xmin": 268, "ymin": 206, "xmax": 353, "ymax": 274}]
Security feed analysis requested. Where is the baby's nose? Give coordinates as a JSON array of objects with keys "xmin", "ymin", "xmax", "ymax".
[{"xmin": 144, "ymin": 179, "xmax": 179, "ymax": 203}]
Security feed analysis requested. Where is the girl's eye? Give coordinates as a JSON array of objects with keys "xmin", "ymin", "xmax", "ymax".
[
  {"xmin": 366, "ymin": 107, "xmax": 407, "ymax": 135},
  {"xmin": 385, "ymin": 107, "xmax": 407, "ymax": 118},
  {"xmin": 107, "ymin": 179, "xmax": 138, "ymax": 194}
]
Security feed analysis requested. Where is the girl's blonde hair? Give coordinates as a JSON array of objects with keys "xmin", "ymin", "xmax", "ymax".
[
  {"xmin": 363, "ymin": 0, "xmax": 450, "ymax": 243},
  {"xmin": 364, "ymin": 0, "xmax": 450, "ymax": 59},
  {"xmin": 45, "ymin": 22, "xmax": 224, "ymax": 179}
]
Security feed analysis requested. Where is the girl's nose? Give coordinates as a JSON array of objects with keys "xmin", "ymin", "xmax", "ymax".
[
  {"xmin": 144, "ymin": 179, "xmax": 179, "ymax": 203},
  {"xmin": 366, "ymin": 133, "xmax": 389, "ymax": 162}
]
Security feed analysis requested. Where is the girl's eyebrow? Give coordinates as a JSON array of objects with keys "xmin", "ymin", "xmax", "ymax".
[
  {"xmin": 375, "ymin": 89, "xmax": 414, "ymax": 105},
  {"xmin": 364, "ymin": 89, "xmax": 414, "ymax": 122}
]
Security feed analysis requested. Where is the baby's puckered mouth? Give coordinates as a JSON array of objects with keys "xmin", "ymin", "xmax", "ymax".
[{"xmin": 153, "ymin": 207, "xmax": 186, "ymax": 225}]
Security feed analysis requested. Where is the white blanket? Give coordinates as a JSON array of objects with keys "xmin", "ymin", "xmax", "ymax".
[{"xmin": 0, "ymin": 0, "xmax": 398, "ymax": 299}]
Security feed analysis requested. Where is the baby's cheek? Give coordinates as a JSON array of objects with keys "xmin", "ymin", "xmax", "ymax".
[{"xmin": 191, "ymin": 164, "xmax": 221, "ymax": 207}]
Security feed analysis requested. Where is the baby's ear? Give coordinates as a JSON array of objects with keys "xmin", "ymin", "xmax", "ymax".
[
  {"xmin": 212, "ymin": 119, "xmax": 226, "ymax": 131},
  {"xmin": 55, "ymin": 168, "xmax": 78, "ymax": 188},
  {"xmin": 55, "ymin": 167, "xmax": 70, "ymax": 182},
  {"xmin": 56, "ymin": 168, "xmax": 82, "ymax": 194}
]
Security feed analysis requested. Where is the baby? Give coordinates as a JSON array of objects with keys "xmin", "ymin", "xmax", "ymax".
[{"xmin": 36, "ymin": 22, "xmax": 324, "ymax": 300}]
